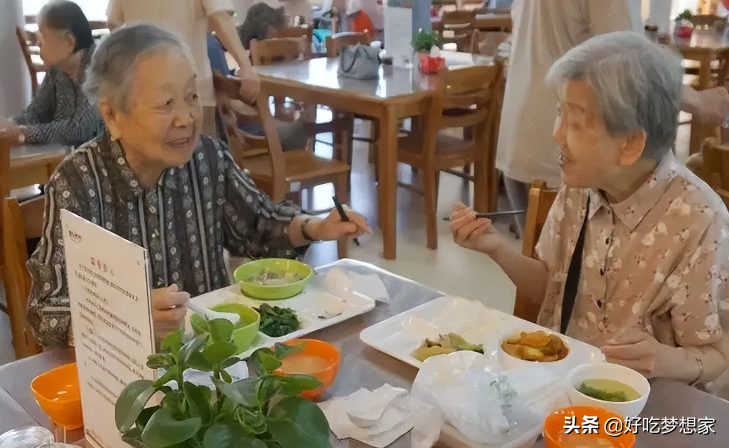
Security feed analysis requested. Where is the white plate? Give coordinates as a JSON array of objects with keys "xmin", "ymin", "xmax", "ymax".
[
  {"xmin": 187, "ymin": 272, "xmax": 376, "ymax": 358},
  {"xmin": 359, "ymin": 296, "xmax": 605, "ymax": 371}
]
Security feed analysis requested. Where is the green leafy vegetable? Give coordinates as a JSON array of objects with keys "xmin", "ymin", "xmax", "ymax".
[{"xmin": 255, "ymin": 304, "xmax": 300, "ymax": 337}]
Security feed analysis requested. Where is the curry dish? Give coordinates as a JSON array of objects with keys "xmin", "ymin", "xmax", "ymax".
[{"xmin": 501, "ymin": 331, "xmax": 569, "ymax": 362}]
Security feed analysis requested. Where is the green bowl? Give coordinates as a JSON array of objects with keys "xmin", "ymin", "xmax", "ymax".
[
  {"xmin": 233, "ymin": 259, "xmax": 313, "ymax": 300},
  {"xmin": 190, "ymin": 303, "xmax": 260, "ymax": 354}
]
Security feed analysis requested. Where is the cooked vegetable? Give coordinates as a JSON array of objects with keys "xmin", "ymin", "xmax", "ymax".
[
  {"xmin": 578, "ymin": 379, "xmax": 641, "ymax": 403},
  {"xmin": 501, "ymin": 331, "xmax": 569, "ymax": 362},
  {"xmin": 255, "ymin": 304, "xmax": 300, "ymax": 337},
  {"xmin": 246, "ymin": 268, "xmax": 302, "ymax": 286},
  {"xmin": 411, "ymin": 333, "xmax": 484, "ymax": 362}
]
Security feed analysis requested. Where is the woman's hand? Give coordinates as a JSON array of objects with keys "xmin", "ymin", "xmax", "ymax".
[
  {"xmin": 151, "ymin": 284, "xmax": 190, "ymax": 341},
  {"xmin": 309, "ymin": 207, "xmax": 371, "ymax": 242},
  {"xmin": 238, "ymin": 67, "xmax": 261, "ymax": 104},
  {"xmin": 449, "ymin": 203, "xmax": 503, "ymax": 256}
]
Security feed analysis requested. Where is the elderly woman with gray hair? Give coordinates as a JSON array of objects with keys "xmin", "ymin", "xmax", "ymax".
[
  {"xmin": 26, "ymin": 24, "xmax": 369, "ymax": 348},
  {"xmin": 451, "ymin": 31, "xmax": 729, "ymax": 384}
]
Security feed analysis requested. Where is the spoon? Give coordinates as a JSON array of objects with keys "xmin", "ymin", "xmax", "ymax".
[{"xmin": 188, "ymin": 301, "xmax": 240, "ymax": 326}]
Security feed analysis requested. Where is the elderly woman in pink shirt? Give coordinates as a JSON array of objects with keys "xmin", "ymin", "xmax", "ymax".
[{"xmin": 451, "ymin": 31, "xmax": 729, "ymax": 385}]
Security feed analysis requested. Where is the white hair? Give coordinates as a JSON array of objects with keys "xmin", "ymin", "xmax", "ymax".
[
  {"xmin": 546, "ymin": 31, "xmax": 683, "ymax": 161},
  {"xmin": 83, "ymin": 23, "xmax": 191, "ymax": 111}
]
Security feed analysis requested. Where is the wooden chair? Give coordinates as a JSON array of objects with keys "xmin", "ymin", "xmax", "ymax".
[
  {"xmin": 2, "ymin": 196, "xmax": 44, "ymax": 359},
  {"xmin": 271, "ymin": 25, "xmax": 314, "ymax": 57},
  {"xmin": 439, "ymin": 10, "xmax": 477, "ymax": 52},
  {"xmin": 325, "ymin": 32, "xmax": 371, "ymax": 57},
  {"xmin": 690, "ymin": 15, "xmax": 728, "ymax": 31},
  {"xmin": 16, "ymin": 26, "xmax": 45, "ymax": 97},
  {"xmin": 397, "ymin": 64, "xmax": 502, "ymax": 249},
  {"xmin": 513, "ymin": 181, "xmax": 558, "ymax": 323},
  {"xmin": 214, "ymin": 74, "xmax": 351, "ymax": 258},
  {"xmin": 691, "ymin": 138, "xmax": 729, "ymax": 191}
]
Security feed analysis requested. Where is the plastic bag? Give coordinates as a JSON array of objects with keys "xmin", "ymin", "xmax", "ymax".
[{"xmin": 410, "ymin": 351, "xmax": 565, "ymax": 448}]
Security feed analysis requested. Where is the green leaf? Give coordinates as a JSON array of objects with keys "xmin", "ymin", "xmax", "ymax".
[
  {"xmin": 147, "ymin": 354, "xmax": 174, "ymax": 370},
  {"xmin": 121, "ymin": 428, "xmax": 145, "ymax": 448},
  {"xmin": 220, "ymin": 370, "xmax": 233, "ymax": 383},
  {"xmin": 250, "ymin": 348, "xmax": 282, "ymax": 376},
  {"xmin": 203, "ymin": 423, "xmax": 267, "ymax": 448},
  {"xmin": 213, "ymin": 377, "xmax": 260, "ymax": 408},
  {"xmin": 141, "ymin": 408, "xmax": 202, "ymax": 448},
  {"xmin": 274, "ymin": 342, "xmax": 304, "ymax": 360},
  {"xmin": 160, "ymin": 391, "xmax": 185, "ymax": 419},
  {"xmin": 268, "ymin": 374, "xmax": 322, "ymax": 396},
  {"xmin": 188, "ymin": 351, "xmax": 214, "ymax": 372},
  {"xmin": 154, "ymin": 366, "xmax": 179, "ymax": 389},
  {"xmin": 203, "ymin": 342, "xmax": 238, "ymax": 367},
  {"xmin": 221, "ymin": 357, "xmax": 241, "ymax": 369},
  {"xmin": 208, "ymin": 319, "xmax": 235, "ymax": 343},
  {"xmin": 183, "ymin": 382, "xmax": 213, "ymax": 424},
  {"xmin": 179, "ymin": 334, "xmax": 209, "ymax": 364},
  {"xmin": 161, "ymin": 330, "xmax": 183, "ymax": 355},
  {"xmin": 235, "ymin": 407, "xmax": 268, "ymax": 435},
  {"xmin": 116, "ymin": 380, "xmax": 156, "ymax": 432},
  {"xmin": 190, "ymin": 313, "xmax": 210, "ymax": 335},
  {"xmin": 136, "ymin": 406, "xmax": 160, "ymax": 431},
  {"xmin": 267, "ymin": 397, "xmax": 331, "ymax": 448}
]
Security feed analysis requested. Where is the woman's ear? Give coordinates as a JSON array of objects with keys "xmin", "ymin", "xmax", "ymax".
[
  {"xmin": 64, "ymin": 31, "xmax": 77, "ymax": 54},
  {"xmin": 99, "ymin": 98, "xmax": 122, "ymax": 140},
  {"xmin": 619, "ymin": 129, "xmax": 647, "ymax": 166}
]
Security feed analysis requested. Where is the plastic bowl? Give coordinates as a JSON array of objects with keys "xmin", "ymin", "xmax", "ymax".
[
  {"xmin": 30, "ymin": 363, "xmax": 83, "ymax": 430},
  {"xmin": 566, "ymin": 363, "xmax": 650, "ymax": 418},
  {"xmin": 543, "ymin": 406, "xmax": 636, "ymax": 448},
  {"xmin": 234, "ymin": 259, "xmax": 313, "ymax": 300},
  {"xmin": 191, "ymin": 303, "xmax": 260, "ymax": 354},
  {"xmin": 276, "ymin": 339, "xmax": 341, "ymax": 400},
  {"xmin": 498, "ymin": 331, "xmax": 572, "ymax": 370}
]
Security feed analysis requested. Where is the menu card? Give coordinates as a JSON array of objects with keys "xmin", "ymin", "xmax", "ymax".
[
  {"xmin": 62, "ymin": 210, "xmax": 155, "ymax": 448},
  {"xmin": 384, "ymin": 6, "xmax": 414, "ymax": 67}
]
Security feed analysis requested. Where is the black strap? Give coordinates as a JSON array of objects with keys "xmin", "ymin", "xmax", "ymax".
[{"xmin": 560, "ymin": 196, "xmax": 590, "ymax": 334}]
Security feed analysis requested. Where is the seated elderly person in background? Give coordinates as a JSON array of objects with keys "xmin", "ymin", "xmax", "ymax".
[
  {"xmin": 0, "ymin": 0, "xmax": 102, "ymax": 147},
  {"xmin": 27, "ymin": 24, "xmax": 369, "ymax": 348},
  {"xmin": 451, "ymin": 31, "xmax": 729, "ymax": 385}
]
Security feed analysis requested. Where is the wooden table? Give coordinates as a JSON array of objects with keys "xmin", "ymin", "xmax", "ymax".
[
  {"xmin": 1, "ymin": 260, "xmax": 728, "ymax": 447},
  {"xmin": 9, "ymin": 143, "xmax": 68, "ymax": 190},
  {"xmin": 676, "ymin": 29, "xmax": 729, "ymax": 154},
  {"xmin": 254, "ymin": 53, "xmax": 493, "ymax": 260},
  {"xmin": 432, "ymin": 13, "xmax": 512, "ymax": 32}
]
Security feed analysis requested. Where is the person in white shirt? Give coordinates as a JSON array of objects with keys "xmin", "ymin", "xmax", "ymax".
[{"xmin": 107, "ymin": 0, "xmax": 260, "ymax": 135}]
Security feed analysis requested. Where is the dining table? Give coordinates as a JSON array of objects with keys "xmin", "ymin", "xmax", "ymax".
[
  {"xmin": 8, "ymin": 143, "xmax": 68, "ymax": 190},
  {"xmin": 431, "ymin": 13, "xmax": 512, "ymax": 32},
  {"xmin": 253, "ymin": 53, "xmax": 495, "ymax": 260},
  {"xmin": 0, "ymin": 259, "xmax": 728, "ymax": 448}
]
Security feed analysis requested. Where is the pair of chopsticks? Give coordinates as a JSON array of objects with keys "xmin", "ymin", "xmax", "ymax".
[
  {"xmin": 442, "ymin": 210, "xmax": 525, "ymax": 221},
  {"xmin": 332, "ymin": 196, "xmax": 360, "ymax": 246}
]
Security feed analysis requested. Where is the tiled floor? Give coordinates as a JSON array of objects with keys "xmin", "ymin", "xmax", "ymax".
[{"xmin": 0, "ymin": 116, "xmax": 693, "ymax": 366}]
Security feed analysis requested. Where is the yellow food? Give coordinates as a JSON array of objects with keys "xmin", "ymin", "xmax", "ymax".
[
  {"xmin": 558, "ymin": 433, "xmax": 615, "ymax": 448},
  {"xmin": 579, "ymin": 379, "xmax": 641, "ymax": 402},
  {"xmin": 501, "ymin": 331, "xmax": 569, "ymax": 362},
  {"xmin": 280, "ymin": 353, "xmax": 331, "ymax": 374}
]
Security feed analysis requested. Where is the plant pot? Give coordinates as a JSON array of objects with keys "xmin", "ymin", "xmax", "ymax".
[
  {"xmin": 418, "ymin": 52, "xmax": 446, "ymax": 74},
  {"xmin": 675, "ymin": 19, "xmax": 694, "ymax": 39}
]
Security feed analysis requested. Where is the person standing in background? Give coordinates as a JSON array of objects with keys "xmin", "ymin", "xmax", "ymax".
[{"xmin": 107, "ymin": 0, "xmax": 260, "ymax": 136}]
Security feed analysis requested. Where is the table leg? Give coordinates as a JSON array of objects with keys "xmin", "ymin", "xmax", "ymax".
[{"xmin": 377, "ymin": 111, "xmax": 398, "ymax": 260}]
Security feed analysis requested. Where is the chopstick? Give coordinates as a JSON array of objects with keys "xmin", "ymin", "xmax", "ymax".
[
  {"xmin": 332, "ymin": 196, "xmax": 360, "ymax": 246},
  {"xmin": 442, "ymin": 210, "xmax": 525, "ymax": 221}
]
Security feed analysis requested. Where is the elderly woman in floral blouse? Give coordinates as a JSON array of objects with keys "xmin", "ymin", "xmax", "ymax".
[
  {"xmin": 0, "ymin": 0, "xmax": 102, "ymax": 147},
  {"xmin": 27, "ymin": 24, "xmax": 369, "ymax": 347},
  {"xmin": 451, "ymin": 31, "xmax": 729, "ymax": 384}
]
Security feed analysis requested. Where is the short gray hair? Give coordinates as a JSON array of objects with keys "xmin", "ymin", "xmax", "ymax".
[
  {"xmin": 546, "ymin": 31, "xmax": 683, "ymax": 161},
  {"xmin": 84, "ymin": 23, "xmax": 188, "ymax": 111}
]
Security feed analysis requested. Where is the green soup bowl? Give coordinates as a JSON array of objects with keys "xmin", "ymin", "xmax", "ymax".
[
  {"xmin": 234, "ymin": 259, "xmax": 313, "ymax": 300},
  {"xmin": 191, "ymin": 303, "xmax": 260, "ymax": 353}
]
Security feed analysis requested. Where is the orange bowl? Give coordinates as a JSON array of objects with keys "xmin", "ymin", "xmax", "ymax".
[
  {"xmin": 30, "ymin": 363, "xmax": 83, "ymax": 430},
  {"xmin": 543, "ymin": 406, "xmax": 636, "ymax": 448},
  {"xmin": 276, "ymin": 339, "xmax": 341, "ymax": 400}
]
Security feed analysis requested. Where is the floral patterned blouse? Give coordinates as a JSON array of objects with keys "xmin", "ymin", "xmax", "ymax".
[
  {"xmin": 536, "ymin": 152, "xmax": 729, "ymax": 383},
  {"xmin": 27, "ymin": 134, "xmax": 301, "ymax": 347}
]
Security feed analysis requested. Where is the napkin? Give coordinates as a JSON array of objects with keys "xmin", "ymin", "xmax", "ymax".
[
  {"xmin": 325, "ymin": 268, "xmax": 390, "ymax": 304},
  {"xmin": 320, "ymin": 384, "xmax": 412, "ymax": 448}
]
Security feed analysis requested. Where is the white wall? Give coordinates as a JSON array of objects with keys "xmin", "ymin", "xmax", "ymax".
[
  {"xmin": 1, "ymin": 0, "xmax": 30, "ymax": 116},
  {"xmin": 23, "ymin": 0, "xmax": 108, "ymax": 20}
]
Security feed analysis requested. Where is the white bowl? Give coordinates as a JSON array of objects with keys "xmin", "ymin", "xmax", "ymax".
[
  {"xmin": 566, "ymin": 363, "xmax": 650, "ymax": 418},
  {"xmin": 497, "ymin": 331, "xmax": 572, "ymax": 370}
]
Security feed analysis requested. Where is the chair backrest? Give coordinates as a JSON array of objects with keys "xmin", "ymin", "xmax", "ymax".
[
  {"xmin": 271, "ymin": 26, "xmax": 313, "ymax": 58},
  {"xmin": 440, "ymin": 10, "xmax": 477, "ymax": 52},
  {"xmin": 690, "ymin": 14, "xmax": 728, "ymax": 31},
  {"xmin": 15, "ymin": 26, "xmax": 39, "ymax": 96},
  {"xmin": 326, "ymin": 32, "xmax": 371, "ymax": 58},
  {"xmin": 513, "ymin": 181, "xmax": 558, "ymax": 323},
  {"xmin": 698, "ymin": 138, "xmax": 729, "ymax": 191},
  {"xmin": 249, "ymin": 38, "xmax": 306, "ymax": 66},
  {"xmin": 213, "ymin": 73, "xmax": 288, "ymax": 201},
  {"xmin": 2, "ymin": 195, "xmax": 44, "ymax": 359}
]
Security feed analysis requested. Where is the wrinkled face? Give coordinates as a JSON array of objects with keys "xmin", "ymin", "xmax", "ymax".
[
  {"xmin": 37, "ymin": 22, "xmax": 75, "ymax": 67},
  {"xmin": 105, "ymin": 46, "xmax": 203, "ymax": 171},
  {"xmin": 552, "ymin": 80, "xmax": 636, "ymax": 188}
]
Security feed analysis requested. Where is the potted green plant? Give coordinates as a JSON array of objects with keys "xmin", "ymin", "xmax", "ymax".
[
  {"xmin": 115, "ymin": 319, "xmax": 331, "ymax": 448},
  {"xmin": 675, "ymin": 9, "xmax": 694, "ymax": 38},
  {"xmin": 412, "ymin": 29, "xmax": 445, "ymax": 74}
]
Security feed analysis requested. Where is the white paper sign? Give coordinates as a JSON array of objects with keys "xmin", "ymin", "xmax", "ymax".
[
  {"xmin": 384, "ymin": 6, "xmax": 413, "ymax": 67},
  {"xmin": 62, "ymin": 210, "xmax": 155, "ymax": 448}
]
